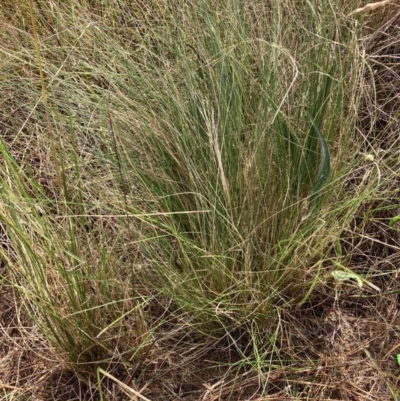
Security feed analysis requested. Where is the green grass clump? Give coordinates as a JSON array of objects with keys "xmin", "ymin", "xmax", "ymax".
[
  {"xmin": 0, "ymin": 0, "xmax": 384, "ymax": 379},
  {"xmin": 112, "ymin": 0, "xmax": 364, "ymax": 337}
]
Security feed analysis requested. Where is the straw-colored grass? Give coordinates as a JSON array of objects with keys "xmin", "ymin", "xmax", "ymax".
[{"xmin": 1, "ymin": 0, "xmax": 400, "ymax": 399}]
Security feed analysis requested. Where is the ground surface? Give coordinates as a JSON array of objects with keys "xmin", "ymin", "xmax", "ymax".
[{"xmin": 2, "ymin": 270, "xmax": 400, "ymax": 400}]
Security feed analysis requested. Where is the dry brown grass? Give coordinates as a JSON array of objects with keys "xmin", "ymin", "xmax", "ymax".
[
  {"xmin": 2, "ymin": 291, "xmax": 400, "ymax": 400},
  {"xmin": 1, "ymin": 3, "xmax": 400, "ymax": 401},
  {"xmin": 0, "ymin": 284, "xmax": 88, "ymax": 401}
]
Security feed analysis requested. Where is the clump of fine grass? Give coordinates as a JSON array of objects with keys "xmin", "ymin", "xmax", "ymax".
[
  {"xmin": 0, "ymin": 0, "xmax": 390, "ymax": 384},
  {"xmin": 109, "ymin": 0, "xmax": 367, "ymax": 338},
  {"xmin": 0, "ymin": 0, "xmax": 156, "ymax": 375}
]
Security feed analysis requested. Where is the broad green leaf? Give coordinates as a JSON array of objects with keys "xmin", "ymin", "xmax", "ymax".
[
  {"xmin": 389, "ymin": 215, "xmax": 400, "ymax": 228},
  {"xmin": 331, "ymin": 270, "xmax": 363, "ymax": 287}
]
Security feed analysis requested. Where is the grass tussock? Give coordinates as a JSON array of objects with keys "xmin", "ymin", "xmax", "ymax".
[
  {"xmin": 1, "ymin": 0, "xmax": 400, "ymax": 399},
  {"xmin": 107, "ymin": 0, "xmax": 365, "ymax": 335}
]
